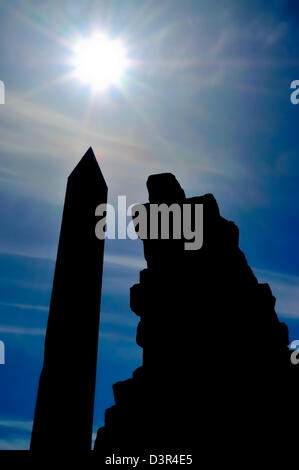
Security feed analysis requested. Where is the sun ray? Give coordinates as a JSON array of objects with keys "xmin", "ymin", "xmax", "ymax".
[
  {"xmin": 8, "ymin": 3, "xmax": 72, "ymax": 49},
  {"xmin": 19, "ymin": 72, "xmax": 75, "ymax": 99},
  {"xmin": 116, "ymin": 76, "xmax": 173, "ymax": 153}
]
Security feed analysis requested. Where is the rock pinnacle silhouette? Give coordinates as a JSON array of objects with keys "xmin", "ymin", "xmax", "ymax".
[{"xmin": 94, "ymin": 172, "xmax": 296, "ymax": 463}]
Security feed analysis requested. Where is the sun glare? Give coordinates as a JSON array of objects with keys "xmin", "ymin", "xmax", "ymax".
[{"xmin": 72, "ymin": 33, "xmax": 128, "ymax": 90}]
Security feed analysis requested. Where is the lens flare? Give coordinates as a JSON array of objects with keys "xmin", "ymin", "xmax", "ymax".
[{"xmin": 72, "ymin": 33, "xmax": 128, "ymax": 90}]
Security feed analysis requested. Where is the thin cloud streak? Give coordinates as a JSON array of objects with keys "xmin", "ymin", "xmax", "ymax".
[
  {"xmin": 0, "ymin": 418, "xmax": 32, "ymax": 450},
  {"xmin": 104, "ymin": 254, "xmax": 145, "ymax": 270},
  {"xmin": 0, "ymin": 438, "xmax": 30, "ymax": 450},
  {"xmin": 254, "ymin": 268, "xmax": 299, "ymax": 319},
  {"xmin": 0, "ymin": 325, "xmax": 45, "ymax": 336},
  {"xmin": 0, "ymin": 301, "xmax": 48, "ymax": 312},
  {"xmin": 0, "ymin": 419, "xmax": 32, "ymax": 432}
]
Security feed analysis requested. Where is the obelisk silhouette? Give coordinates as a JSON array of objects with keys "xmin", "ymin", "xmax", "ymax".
[{"xmin": 30, "ymin": 148, "xmax": 107, "ymax": 453}]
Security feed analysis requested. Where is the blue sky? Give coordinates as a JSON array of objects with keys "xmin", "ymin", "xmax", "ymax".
[{"xmin": 0, "ymin": 0, "xmax": 299, "ymax": 449}]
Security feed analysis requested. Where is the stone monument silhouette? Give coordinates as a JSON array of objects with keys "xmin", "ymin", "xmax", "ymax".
[
  {"xmin": 94, "ymin": 173, "xmax": 296, "ymax": 462},
  {"xmin": 29, "ymin": 162, "xmax": 297, "ymax": 462},
  {"xmin": 31, "ymin": 148, "xmax": 107, "ymax": 453}
]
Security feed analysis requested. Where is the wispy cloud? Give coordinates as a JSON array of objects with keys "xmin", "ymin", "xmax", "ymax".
[
  {"xmin": 0, "ymin": 419, "xmax": 32, "ymax": 432},
  {"xmin": 0, "ymin": 418, "xmax": 32, "ymax": 450},
  {"xmin": 0, "ymin": 438, "xmax": 30, "ymax": 450},
  {"xmin": 0, "ymin": 325, "xmax": 45, "ymax": 336},
  {"xmin": 103, "ymin": 312, "xmax": 137, "ymax": 328},
  {"xmin": 104, "ymin": 254, "xmax": 145, "ymax": 270},
  {"xmin": 0, "ymin": 93, "xmax": 156, "ymax": 203},
  {"xmin": 264, "ymin": 22, "xmax": 288, "ymax": 46},
  {"xmin": 101, "ymin": 331, "xmax": 135, "ymax": 345},
  {"xmin": 0, "ymin": 301, "xmax": 48, "ymax": 312},
  {"xmin": 2, "ymin": 94, "xmax": 147, "ymax": 158},
  {"xmin": 254, "ymin": 268, "xmax": 299, "ymax": 319}
]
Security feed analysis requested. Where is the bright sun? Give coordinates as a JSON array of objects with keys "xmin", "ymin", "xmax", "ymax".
[{"xmin": 72, "ymin": 33, "xmax": 128, "ymax": 90}]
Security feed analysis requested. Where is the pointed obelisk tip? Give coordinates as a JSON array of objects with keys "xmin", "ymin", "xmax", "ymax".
[
  {"xmin": 85, "ymin": 146, "xmax": 96, "ymax": 160},
  {"xmin": 68, "ymin": 147, "xmax": 107, "ymax": 188},
  {"xmin": 79, "ymin": 146, "xmax": 97, "ymax": 167}
]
